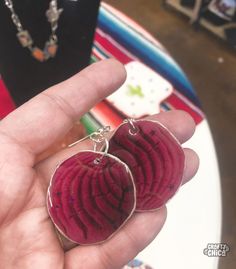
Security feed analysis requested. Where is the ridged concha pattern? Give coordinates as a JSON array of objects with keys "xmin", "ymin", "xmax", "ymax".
[
  {"xmin": 47, "ymin": 151, "xmax": 136, "ymax": 245},
  {"xmin": 108, "ymin": 120, "xmax": 185, "ymax": 211}
]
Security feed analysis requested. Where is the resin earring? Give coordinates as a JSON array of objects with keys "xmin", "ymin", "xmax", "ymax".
[
  {"xmin": 47, "ymin": 127, "xmax": 136, "ymax": 245},
  {"xmin": 108, "ymin": 119, "xmax": 185, "ymax": 211}
]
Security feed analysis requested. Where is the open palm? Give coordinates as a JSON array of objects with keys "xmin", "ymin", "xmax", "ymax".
[{"xmin": 0, "ymin": 59, "xmax": 199, "ymax": 269}]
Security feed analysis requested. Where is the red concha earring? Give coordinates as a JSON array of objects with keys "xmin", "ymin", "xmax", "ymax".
[
  {"xmin": 47, "ymin": 127, "xmax": 136, "ymax": 245},
  {"xmin": 108, "ymin": 119, "xmax": 185, "ymax": 212}
]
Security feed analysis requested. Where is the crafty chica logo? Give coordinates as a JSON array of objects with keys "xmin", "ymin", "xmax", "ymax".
[{"xmin": 203, "ymin": 243, "xmax": 230, "ymax": 257}]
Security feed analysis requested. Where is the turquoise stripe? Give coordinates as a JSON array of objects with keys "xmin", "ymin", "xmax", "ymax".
[{"xmin": 93, "ymin": 44, "xmax": 109, "ymax": 59}]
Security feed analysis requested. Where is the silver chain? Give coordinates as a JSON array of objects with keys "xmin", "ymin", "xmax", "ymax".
[
  {"xmin": 5, "ymin": 0, "xmax": 23, "ymax": 32},
  {"xmin": 4, "ymin": 0, "xmax": 63, "ymax": 61}
]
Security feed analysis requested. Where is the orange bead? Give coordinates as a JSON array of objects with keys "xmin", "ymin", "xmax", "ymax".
[
  {"xmin": 47, "ymin": 44, "xmax": 58, "ymax": 57},
  {"xmin": 32, "ymin": 47, "xmax": 45, "ymax": 62}
]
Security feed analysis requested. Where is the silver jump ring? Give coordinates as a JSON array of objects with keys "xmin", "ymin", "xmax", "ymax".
[{"xmin": 125, "ymin": 119, "xmax": 139, "ymax": 135}]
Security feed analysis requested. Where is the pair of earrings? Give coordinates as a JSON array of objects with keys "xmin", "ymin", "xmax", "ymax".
[{"xmin": 47, "ymin": 119, "xmax": 185, "ymax": 245}]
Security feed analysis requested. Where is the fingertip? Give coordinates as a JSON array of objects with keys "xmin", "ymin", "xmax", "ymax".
[
  {"xmin": 149, "ymin": 110, "xmax": 196, "ymax": 143},
  {"xmin": 182, "ymin": 148, "xmax": 200, "ymax": 185},
  {"xmin": 177, "ymin": 110, "xmax": 196, "ymax": 135},
  {"xmin": 89, "ymin": 58, "xmax": 127, "ymax": 91},
  {"xmin": 167, "ymin": 110, "xmax": 196, "ymax": 142},
  {"xmin": 106, "ymin": 58, "xmax": 127, "ymax": 79},
  {"xmin": 107, "ymin": 58, "xmax": 127, "ymax": 89}
]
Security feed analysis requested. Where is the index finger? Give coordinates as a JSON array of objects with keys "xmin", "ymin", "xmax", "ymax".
[{"xmin": 0, "ymin": 59, "xmax": 126, "ymax": 156}]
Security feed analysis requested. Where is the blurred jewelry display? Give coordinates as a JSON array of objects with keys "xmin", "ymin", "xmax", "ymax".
[{"xmin": 4, "ymin": 0, "xmax": 63, "ymax": 62}]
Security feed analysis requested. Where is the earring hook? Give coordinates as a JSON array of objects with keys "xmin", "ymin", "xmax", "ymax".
[{"xmin": 68, "ymin": 125, "xmax": 111, "ymax": 148}]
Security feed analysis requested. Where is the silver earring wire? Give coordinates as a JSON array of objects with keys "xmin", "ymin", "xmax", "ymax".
[{"xmin": 68, "ymin": 126, "xmax": 111, "ymax": 164}]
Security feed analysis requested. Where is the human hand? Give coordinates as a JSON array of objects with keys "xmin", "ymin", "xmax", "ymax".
[{"xmin": 0, "ymin": 59, "xmax": 199, "ymax": 269}]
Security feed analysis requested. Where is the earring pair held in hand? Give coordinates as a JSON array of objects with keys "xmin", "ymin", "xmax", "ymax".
[{"xmin": 47, "ymin": 118, "xmax": 185, "ymax": 245}]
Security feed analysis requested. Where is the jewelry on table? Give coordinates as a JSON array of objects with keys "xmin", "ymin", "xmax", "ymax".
[
  {"xmin": 47, "ymin": 119, "xmax": 185, "ymax": 245},
  {"xmin": 47, "ymin": 126, "xmax": 136, "ymax": 245},
  {"xmin": 4, "ymin": 0, "xmax": 63, "ymax": 62},
  {"xmin": 108, "ymin": 119, "xmax": 185, "ymax": 211}
]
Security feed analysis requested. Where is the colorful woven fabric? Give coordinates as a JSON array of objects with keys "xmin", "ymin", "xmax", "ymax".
[
  {"xmin": 0, "ymin": 78, "xmax": 15, "ymax": 118},
  {"xmin": 86, "ymin": 3, "xmax": 205, "ymax": 132}
]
